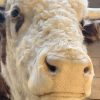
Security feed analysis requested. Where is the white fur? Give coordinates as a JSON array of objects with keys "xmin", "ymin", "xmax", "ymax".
[{"xmin": 2, "ymin": 0, "xmax": 94, "ymax": 100}]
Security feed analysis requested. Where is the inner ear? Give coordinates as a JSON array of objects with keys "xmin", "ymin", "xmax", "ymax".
[{"xmin": 81, "ymin": 19, "xmax": 100, "ymax": 44}]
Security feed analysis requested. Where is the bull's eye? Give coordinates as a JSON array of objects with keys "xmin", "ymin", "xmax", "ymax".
[
  {"xmin": 11, "ymin": 7, "xmax": 20, "ymax": 18},
  {"xmin": 11, "ymin": 6, "xmax": 24, "ymax": 32}
]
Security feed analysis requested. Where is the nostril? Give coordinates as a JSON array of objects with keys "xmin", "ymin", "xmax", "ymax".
[
  {"xmin": 0, "ymin": 13, "xmax": 5, "ymax": 23},
  {"xmin": 45, "ymin": 59, "xmax": 57, "ymax": 73},
  {"xmin": 84, "ymin": 66, "xmax": 90, "ymax": 74}
]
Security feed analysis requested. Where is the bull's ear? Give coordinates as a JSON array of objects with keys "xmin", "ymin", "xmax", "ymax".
[
  {"xmin": 81, "ymin": 20, "xmax": 100, "ymax": 44},
  {"xmin": 69, "ymin": 0, "xmax": 88, "ymax": 21}
]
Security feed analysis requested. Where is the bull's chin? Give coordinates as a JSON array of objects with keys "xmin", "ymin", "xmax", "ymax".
[{"xmin": 38, "ymin": 92, "xmax": 86, "ymax": 100}]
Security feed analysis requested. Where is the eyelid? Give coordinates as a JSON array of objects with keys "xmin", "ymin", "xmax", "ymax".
[{"xmin": 11, "ymin": 6, "xmax": 20, "ymax": 18}]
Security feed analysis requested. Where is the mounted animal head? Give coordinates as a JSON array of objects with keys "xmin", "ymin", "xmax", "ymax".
[{"xmin": 0, "ymin": 0, "xmax": 100, "ymax": 100}]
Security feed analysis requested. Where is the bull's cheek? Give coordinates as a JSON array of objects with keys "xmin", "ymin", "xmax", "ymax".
[{"xmin": 28, "ymin": 65, "xmax": 53, "ymax": 95}]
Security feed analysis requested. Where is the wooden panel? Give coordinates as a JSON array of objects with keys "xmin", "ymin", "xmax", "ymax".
[
  {"xmin": 87, "ymin": 42, "xmax": 100, "ymax": 58},
  {"xmin": 89, "ymin": 0, "xmax": 100, "ymax": 8},
  {"xmin": 89, "ymin": 78, "xmax": 100, "ymax": 99},
  {"xmin": 87, "ymin": 41, "xmax": 100, "ymax": 99},
  {"xmin": 91, "ymin": 58, "xmax": 100, "ymax": 77}
]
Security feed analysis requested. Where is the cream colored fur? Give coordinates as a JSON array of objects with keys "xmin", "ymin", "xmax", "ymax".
[{"xmin": 1, "ymin": 0, "xmax": 94, "ymax": 100}]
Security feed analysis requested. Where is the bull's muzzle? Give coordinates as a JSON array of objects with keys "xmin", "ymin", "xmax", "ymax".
[{"xmin": 28, "ymin": 48, "xmax": 94, "ymax": 100}]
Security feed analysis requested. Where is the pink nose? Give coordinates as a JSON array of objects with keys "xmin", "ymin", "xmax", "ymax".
[
  {"xmin": 44, "ymin": 49, "xmax": 94, "ymax": 96},
  {"xmin": 45, "ymin": 50, "xmax": 93, "ymax": 76},
  {"xmin": 46, "ymin": 56, "xmax": 91, "ymax": 74},
  {"xmin": 28, "ymin": 49, "xmax": 94, "ymax": 97}
]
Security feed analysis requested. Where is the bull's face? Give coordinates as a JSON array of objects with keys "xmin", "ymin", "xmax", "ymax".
[{"xmin": 3, "ymin": 0, "xmax": 96, "ymax": 100}]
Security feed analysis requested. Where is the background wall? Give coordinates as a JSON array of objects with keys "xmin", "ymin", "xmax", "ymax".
[
  {"xmin": 89, "ymin": 0, "xmax": 100, "ymax": 8},
  {"xmin": 88, "ymin": 0, "xmax": 100, "ymax": 99}
]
